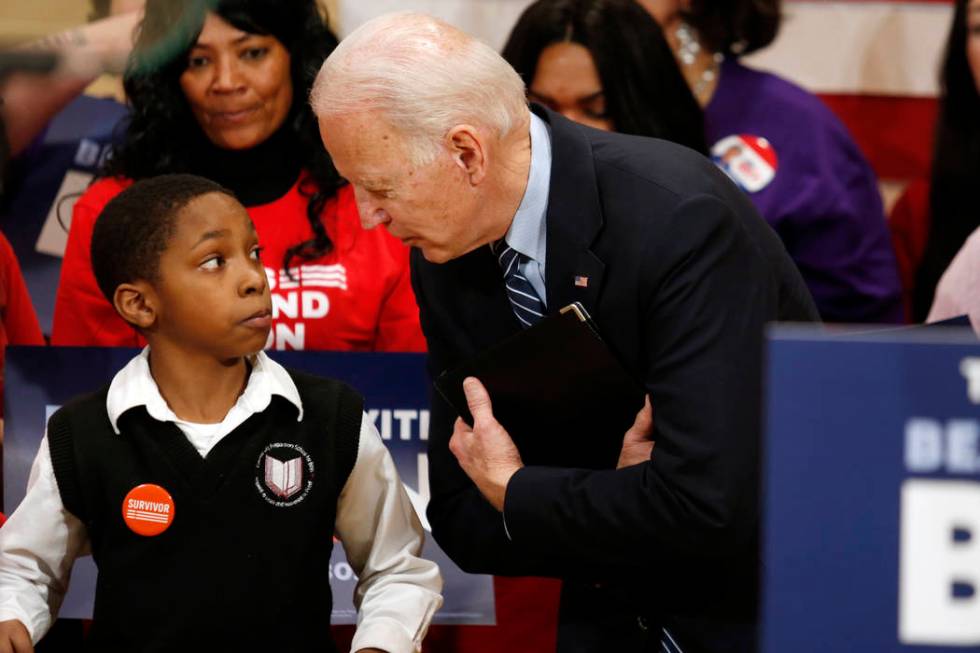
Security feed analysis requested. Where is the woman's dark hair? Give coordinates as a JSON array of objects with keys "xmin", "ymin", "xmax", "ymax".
[
  {"xmin": 502, "ymin": 0, "xmax": 707, "ymax": 153},
  {"xmin": 685, "ymin": 0, "xmax": 781, "ymax": 56},
  {"xmin": 104, "ymin": 0, "xmax": 343, "ymax": 271},
  {"xmin": 912, "ymin": 0, "xmax": 980, "ymax": 320}
]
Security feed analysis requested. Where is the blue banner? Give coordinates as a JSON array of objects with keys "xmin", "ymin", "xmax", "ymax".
[
  {"xmin": 3, "ymin": 346, "xmax": 495, "ymax": 625},
  {"xmin": 763, "ymin": 326, "xmax": 980, "ymax": 652}
]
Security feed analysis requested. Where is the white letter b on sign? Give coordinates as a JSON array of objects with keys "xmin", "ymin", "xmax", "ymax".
[{"xmin": 899, "ymin": 480, "xmax": 980, "ymax": 645}]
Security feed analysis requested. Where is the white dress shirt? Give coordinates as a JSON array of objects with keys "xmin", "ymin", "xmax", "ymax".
[{"xmin": 0, "ymin": 349, "xmax": 443, "ymax": 653}]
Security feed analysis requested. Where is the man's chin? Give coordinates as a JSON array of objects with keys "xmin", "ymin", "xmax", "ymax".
[
  {"xmin": 420, "ymin": 246, "xmax": 452, "ymax": 264},
  {"xmin": 420, "ymin": 240, "xmax": 490, "ymax": 264}
]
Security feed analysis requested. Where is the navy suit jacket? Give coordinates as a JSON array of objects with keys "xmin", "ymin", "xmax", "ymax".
[{"xmin": 412, "ymin": 106, "xmax": 819, "ymax": 652}]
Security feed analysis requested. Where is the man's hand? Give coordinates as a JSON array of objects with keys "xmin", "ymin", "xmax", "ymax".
[
  {"xmin": 617, "ymin": 396, "xmax": 654, "ymax": 469},
  {"xmin": 449, "ymin": 377, "xmax": 524, "ymax": 511},
  {"xmin": 0, "ymin": 619, "xmax": 33, "ymax": 653}
]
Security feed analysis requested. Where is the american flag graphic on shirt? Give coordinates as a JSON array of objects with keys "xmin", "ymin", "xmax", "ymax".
[{"xmin": 267, "ymin": 264, "xmax": 348, "ymax": 292}]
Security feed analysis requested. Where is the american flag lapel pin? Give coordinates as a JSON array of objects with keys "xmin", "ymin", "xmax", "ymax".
[{"xmin": 574, "ymin": 275, "xmax": 589, "ymax": 288}]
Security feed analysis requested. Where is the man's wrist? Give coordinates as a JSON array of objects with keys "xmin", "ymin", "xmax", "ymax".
[{"xmin": 486, "ymin": 463, "xmax": 522, "ymax": 512}]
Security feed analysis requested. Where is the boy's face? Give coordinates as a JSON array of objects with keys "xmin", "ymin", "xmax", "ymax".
[{"xmin": 149, "ymin": 192, "xmax": 271, "ymax": 358}]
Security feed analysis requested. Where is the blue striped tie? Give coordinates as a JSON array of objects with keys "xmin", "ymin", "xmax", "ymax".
[{"xmin": 492, "ymin": 241, "xmax": 545, "ymax": 328}]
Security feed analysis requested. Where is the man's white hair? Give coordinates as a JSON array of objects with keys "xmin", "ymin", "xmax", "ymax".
[{"xmin": 310, "ymin": 12, "xmax": 528, "ymax": 165}]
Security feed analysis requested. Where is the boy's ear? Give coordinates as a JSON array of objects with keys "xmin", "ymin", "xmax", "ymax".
[{"xmin": 113, "ymin": 281, "xmax": 158, "ymax": 330}]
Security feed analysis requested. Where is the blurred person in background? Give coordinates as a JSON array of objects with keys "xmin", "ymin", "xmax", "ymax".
[
  {"xmin": 502, "ymin": 0, "xmax": 706, "ymax": 154},
  {"xmin": 52, "ymin": 0, "xmax": 425, "ymax": 353},
  {"xmin": 0, "ymin": 1, "xmax": 142, "ymax": 336},
  {"xmin": 891, "ymin": 0, "xmax": 980, "ymax": 323},
  {"xmin": 0, "ymin": 108, "xmax": 47, "ymax": 626},
  {"xmin": 0, "ymin": 6, "xmax": 137, "ymax": 646},
  {"xmin": 639, "ymin": 0, "xmax": 904, "ymax": 324},
  {"xmin": 1, "ymin": 0, "xmax": 142, "ymax": 157},
  {"xmin": 0, "ymin": 112, "xmax": 45, "ymax": 425},
  {"xmin": 0, "ymin": 234, "xmax": 45, "ymax": 421}
]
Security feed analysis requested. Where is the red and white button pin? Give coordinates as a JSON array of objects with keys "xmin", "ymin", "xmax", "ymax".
[{"xmin": 122, "ymin": 484, "xmax": 175, "ymax": 536}]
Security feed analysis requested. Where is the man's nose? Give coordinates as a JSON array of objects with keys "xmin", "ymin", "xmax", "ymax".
[
  {"xmin": 361, "ymin": 207, "xmax": 391, "ymax": 230},
  {"xmin": 354, "ymin": 192, "xmax": 390, "ymax": 229}
]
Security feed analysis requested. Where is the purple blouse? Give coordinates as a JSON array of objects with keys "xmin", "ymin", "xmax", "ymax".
[{"xmin": 705, "ymin": 59, "xmax": 903, "ymax": 323}]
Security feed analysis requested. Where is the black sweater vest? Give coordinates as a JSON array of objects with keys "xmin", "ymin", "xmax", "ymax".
[{"xmin": 46, "ymin": 368, "xmax": 362, "ymax": 653}]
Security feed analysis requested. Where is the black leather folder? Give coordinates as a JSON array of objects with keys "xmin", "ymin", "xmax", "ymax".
[{"xmin": 434, "ymin": 303, "xmax": 646, "ymax": 469}]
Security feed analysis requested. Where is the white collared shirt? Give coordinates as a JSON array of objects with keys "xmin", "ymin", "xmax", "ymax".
[{"xmin": 0, "ymin": 349, "xmax": 443, "ymax": 653}]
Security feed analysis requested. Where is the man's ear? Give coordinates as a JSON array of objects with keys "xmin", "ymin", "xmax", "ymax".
[
  {"xmin": 446, "ymin": 124, "xmax": 487, "ymax": 186},
  {"xmin": 113, "ymin": 281, "xmax": 158, "ymax": 331}
]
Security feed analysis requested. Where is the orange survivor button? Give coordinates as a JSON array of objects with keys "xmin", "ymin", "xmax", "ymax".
[{"xmin": 122, "ymin": 484, "xmax": 175, "ymax": 536}]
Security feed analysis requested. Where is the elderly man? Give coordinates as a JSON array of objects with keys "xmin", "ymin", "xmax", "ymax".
[{"xmin": 312, "ymin": 12, "xmax": 817, "ymax": 653}]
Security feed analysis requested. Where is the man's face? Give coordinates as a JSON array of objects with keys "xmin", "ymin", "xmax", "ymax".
[{"xmin": 319, "ymin": 111, "xmax": 485, "ymax": 263}]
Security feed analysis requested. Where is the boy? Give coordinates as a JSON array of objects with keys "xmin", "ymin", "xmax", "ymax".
[{"xmin": 0, "ymin": 174, "xmax": 442, "ymax": 653}]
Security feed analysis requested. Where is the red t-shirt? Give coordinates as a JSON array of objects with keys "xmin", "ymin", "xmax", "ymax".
[
  {"xmin": 52, "ymin": 177, "xmax": 425, "ymax": 352},
  {"xmin": 0, "ymin": 231, "xmax": 46, "ymax": 410}
]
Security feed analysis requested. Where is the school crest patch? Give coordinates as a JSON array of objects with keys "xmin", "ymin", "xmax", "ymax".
[{"xmin": 255, "ymin": 442, "xmax": 315, "ymax": 507}]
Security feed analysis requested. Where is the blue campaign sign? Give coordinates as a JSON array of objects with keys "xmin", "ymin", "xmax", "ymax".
[
  {"xmin": 762, "ymin": 326, "xmax": 980, "ymax": 653},
  {"xmin": 2, "ymin": 346, "xmax": 494, "ymax": 625}
]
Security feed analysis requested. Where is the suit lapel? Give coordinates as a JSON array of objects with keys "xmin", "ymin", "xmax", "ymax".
[
  {"xmin": 427, "ymin": 107, "xmax": 607, "ymax": 354},
  {"xmin": 537, "ymin": 106, "xmax": 606, "ymax": 318}
]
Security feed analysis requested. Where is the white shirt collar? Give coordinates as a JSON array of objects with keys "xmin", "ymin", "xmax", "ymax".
[{"xmin": 105, "ymin": 348, "xmax": 304, "ymax": 434}]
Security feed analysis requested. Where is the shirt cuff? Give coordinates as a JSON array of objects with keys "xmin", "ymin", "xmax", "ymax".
[{"xmin": 350, "ymin": 615, "xmax": 420, "ymax": 653}]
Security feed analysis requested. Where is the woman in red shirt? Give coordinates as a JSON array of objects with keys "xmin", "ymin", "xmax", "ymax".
[
  {"xmin": 52, "ymin": 0, "xmax": 424, "ymax": 352},
  {"xmin": 0, "ymin": 232, "xmax": 45, "ymax": 412}
]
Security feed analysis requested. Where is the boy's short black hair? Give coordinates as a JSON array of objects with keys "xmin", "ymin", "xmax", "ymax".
[{"xmin": 90, "ymin": 173, "xmax": 235, "ymax": 304}]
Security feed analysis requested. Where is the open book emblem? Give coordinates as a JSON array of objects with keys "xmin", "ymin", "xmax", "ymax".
[{"xmin": 264, "ymin": 455, "xmax": 303, "ymax": 499}]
